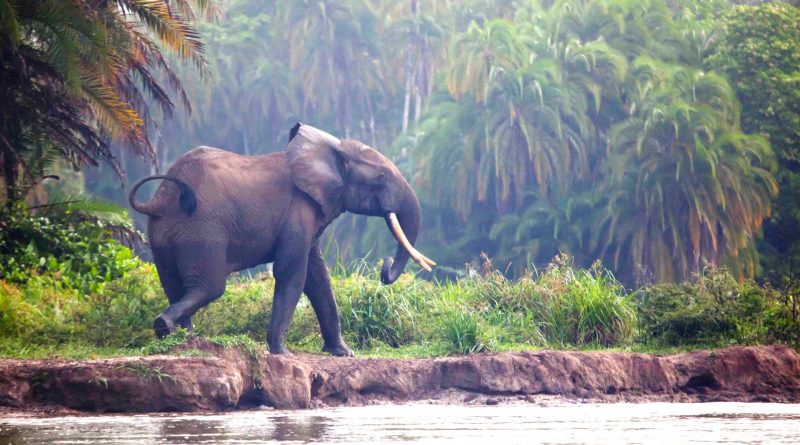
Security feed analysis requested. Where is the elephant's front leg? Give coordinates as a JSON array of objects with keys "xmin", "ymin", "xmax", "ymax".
[
  {"xmin": 304, "ymin": 243, "xmax": 354, "ymax": 357},
  {"xmin": 267, "ymin": 238, "xmax": 311, "ymax": 355}
]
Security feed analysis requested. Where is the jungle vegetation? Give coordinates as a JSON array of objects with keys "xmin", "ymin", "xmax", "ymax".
[
  {"xmin": 1, "ymin": 1, "xmax": 799, "ymax": 355},
  {"xmin": 75, "ymin": 0, "xmax": 799, "ymax": 287}
]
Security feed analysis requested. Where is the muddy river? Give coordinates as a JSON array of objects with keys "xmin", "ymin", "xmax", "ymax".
[{"xmin": 2, "ymin": 402, "xmax": 800, "ymax": 444}]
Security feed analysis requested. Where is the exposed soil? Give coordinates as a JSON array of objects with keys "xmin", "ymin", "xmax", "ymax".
[{"xmin": 1, "ymin": 343, "xmax": 798, "ymax": 415}]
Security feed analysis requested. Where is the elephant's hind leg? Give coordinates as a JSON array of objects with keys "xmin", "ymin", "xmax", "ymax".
[
  {"xmin": 153, "ymin": 244, "xmax": 227, "ymax": 338},
  {"xmin": 152, "ymin": 248, "xmax": 193, "ymax": 334}
]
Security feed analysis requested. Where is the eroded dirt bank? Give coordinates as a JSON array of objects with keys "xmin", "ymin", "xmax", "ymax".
[{"xmin": 1, "ymin": 344, "xmax": 798, "ymax": 414}]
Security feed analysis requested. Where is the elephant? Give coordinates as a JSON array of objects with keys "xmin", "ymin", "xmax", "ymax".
[{"xmin": 128, "ymin": 123, "xmax": 435, "ymax": 356}]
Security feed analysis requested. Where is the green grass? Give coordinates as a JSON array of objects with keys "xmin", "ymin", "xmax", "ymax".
[
  {"xmin": 0, "ymin": 257, "xmax": 796, "ymax": 360},
  {"xmin": 0, "ymin": 337, "xmax": 142, "ymax": 360}
]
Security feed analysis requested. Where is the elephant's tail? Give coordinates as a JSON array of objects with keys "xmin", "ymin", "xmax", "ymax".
[{"xmin": 128, "ymin": 175, "xmax": 197, "ymax": 217}]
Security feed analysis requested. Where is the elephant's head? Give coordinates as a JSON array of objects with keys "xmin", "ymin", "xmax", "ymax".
[{"xmin": 286, "ymin": 123, "xmax": 435, "ymax": 284}]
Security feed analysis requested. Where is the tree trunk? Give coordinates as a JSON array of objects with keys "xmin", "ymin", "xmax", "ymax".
[
  {"xmin": 402, "ymin": 68, "xmax": 412, "ymax": 133},
  {"xmin": 2, "ymin": 149, "xmax": 18, "ymax": 207},
  {"xmin": 413, "ymin": 83, "xmax": 423, "ymax": 128}
]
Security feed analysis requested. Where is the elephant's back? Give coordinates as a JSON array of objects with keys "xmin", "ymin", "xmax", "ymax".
[
  {"xmin": 168, "ymin": 146, "xmax": 272, "ymax": 181},
  {"xmin": 152, "ymin": 148, "xmax": 292, "ymax": 235},
  {"xmin": 166, "ymin": 147, "xmax": 289, "ymax": 201}
]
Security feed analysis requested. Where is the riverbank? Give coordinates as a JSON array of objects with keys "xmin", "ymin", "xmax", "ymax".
[{"xmin": 1, "ymin": 342, "xmax": 798, "ymax": 415}]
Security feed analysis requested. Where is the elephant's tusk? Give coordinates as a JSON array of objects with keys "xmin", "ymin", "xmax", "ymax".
[
  {"xmin": 418, "ymin": 252, "xmax": 437, "ymax": 267},
  {"xmin": 387, "ymin": 212, "xmax": 436, "ymax": 272},
  {"xmin": 417, "ymin": 258, "xmax": 433, "ymax": 272}
]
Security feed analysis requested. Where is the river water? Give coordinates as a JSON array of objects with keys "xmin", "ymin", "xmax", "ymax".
[{"xmin": 2, "ymin": 402, "xmax": 800, "ymax": 444}]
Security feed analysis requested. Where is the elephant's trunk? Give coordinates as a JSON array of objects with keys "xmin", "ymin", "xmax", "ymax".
[{"xmin": 381, "ymin": 186, "xmax": 433, "ymax": 284}]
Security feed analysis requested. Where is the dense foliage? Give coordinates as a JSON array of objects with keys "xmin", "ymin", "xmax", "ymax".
[
  {"xmin": 76, "ymin": 0, "xmax": 795, "ymax": 285},
  {"xmin": 413, "ymin": 0, "xmax": 778, "ymax": 282},
  {"xmin": 708, "ymin": 2, "xmax": 800, "ymax": 293},
  {"xmin": 0, "ymin": 262, "xmax": 164, "ymax": 350},
  {"xmin": 0, "ymin": 255, "xmax": 639, "ymax": 356},
  {"xmin": 0, "ymin": 0, "xmax": 217, "ymax": 203},
  {"xmin": 1, "ymin": 0, "xmax": 798, "ymax": 358},
  {"xmin": 636, "ymin": 266, "xmax": 800, "ymax": 347},
  {"xmin": 0, "ymin": 203, "xmax": 139, "ymax": 293}
]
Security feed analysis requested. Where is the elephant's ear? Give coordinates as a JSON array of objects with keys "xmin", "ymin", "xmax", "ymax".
[{"xmin": 286, "ymin": 123, "xmax": 345, "ymax": 219}]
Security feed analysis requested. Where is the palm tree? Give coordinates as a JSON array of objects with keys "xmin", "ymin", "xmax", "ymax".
[
  {"xmin": 184, "ymin": 11, "xmax": 296, "ymax": 153},
  {"xmin": 409, "ymin": 0, "xmax": 777, "ymax": 282},
  {"xmin": 447, "ymin": 19, "xmax": 525, "ymax": 103},
  {"xmin": 378, "ymin": 0, "xmax": 448, "ymax": 133},
  {"xmin": 276, "ymin": 0, "xmax": 385, "ymax": 142},
  {"xmin": 0, "ymin": 0, "xmax": 217, "ymax": 203},
  {"xmin": 442, "ymin": 16, "xmax": 604, "ymax": 208},
  {"xmin": 604, "ymin": 58, "xmax": 777, "ymax": 281},
  {"xmin": 488, "ymin": 186, "xmax": 605, "ymax": 274},
  {"xmin": 444, "ymin": 19, "xmax": 529, "ymax": 209}
]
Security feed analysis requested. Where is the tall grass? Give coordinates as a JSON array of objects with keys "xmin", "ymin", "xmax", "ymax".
[
  {"xmin": 336, "ymin": 273, "xmax": 427, "ymax": 348},
  {"xmin": 0, "ymin": 255, "xmax": 639, "ymax": 357},
  {"xmin": 440, "ymin": 308, "xmax": 486, "ymax": 354},
  {"xmin": 14, "ymin": 255, "xmax": 795, "ymax": 359}
]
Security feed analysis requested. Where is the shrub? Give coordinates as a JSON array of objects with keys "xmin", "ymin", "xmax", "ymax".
[
  {"xmin": 82, "ymin": 263, "xmax": 164, "ymax": 347},
  {"xmin": 562, "ymin": 262, "xmax": 636, "ymax": 346},
  {"xmin": 0, "ymin": 276, "xmax": 85, "ymax": 344},
  {"xmin": 0, "ymin": 262, "xmax": 163, "ymax": 349},
  {"xmin": 634, "ymin": 266, "xmax": 793, "ymax": 347},
  {"xmin": 0, "ymin": 204, "xmax": 139, "ymax": 294}
]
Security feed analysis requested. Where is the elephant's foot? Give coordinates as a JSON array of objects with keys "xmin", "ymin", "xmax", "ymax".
[
  {"xmin": 153, "ymin": 315, "xmax": 176, "ymax": 338},
  {"xmin": 323, "ymin": 340, "xmax": 354, "ymax": 357},
  {"xmin": 177, "ymin": 317, "xmax": 193, "ymax": 332},
  {"xmin": 268, "ymin": 343, "xmax": 293, "ymax": 355}
]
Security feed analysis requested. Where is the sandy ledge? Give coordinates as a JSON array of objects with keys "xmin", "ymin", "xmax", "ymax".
[{"xmin": 1, "ymin": 343, "xmax": 798, "ymax": 416}]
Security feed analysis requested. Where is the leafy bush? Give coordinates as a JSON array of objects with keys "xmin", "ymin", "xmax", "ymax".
[
  {"xmin": 635, "ymin": 267, "xmax": 798, "ymax": 347},
  {"xmin": 561, "ymin": 262, "xmax": 637, "ymax": 346},
  {"xmin": 82, "ymin": 263, "xmax": 164, "ymax": 347},
  {"xmin": 0, "ymin": 204, "xmax": 139, "ymax": 294},
  {"xmin": 0, "ymin": 262, "xmax": 163, "ymax": 349},
  {"xmin": 0, "ymin": 277, "xmax": 85, "ymax": 344},
  {"xmin": 0, "ymin": 203, "xmax": 162, "ymax": 352},
  {"xmin": 708, "ymin": 2, "xmax": 800, "ymax": 314}
]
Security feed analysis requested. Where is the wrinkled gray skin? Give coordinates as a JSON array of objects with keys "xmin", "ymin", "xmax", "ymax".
[{"xmin": 128, "ymin": 123, "xmax": 423, "ymax": 356}]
